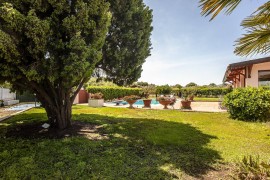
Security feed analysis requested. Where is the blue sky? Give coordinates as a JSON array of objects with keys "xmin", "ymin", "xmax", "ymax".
[{"xmin": 139, "ymin": 0, "xmax": 268, "ymax": 86}]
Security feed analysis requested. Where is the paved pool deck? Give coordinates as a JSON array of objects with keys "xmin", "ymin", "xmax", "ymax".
[{"xmin": 81, "ymin": 99, "xmax": 227, "ymax": 113}]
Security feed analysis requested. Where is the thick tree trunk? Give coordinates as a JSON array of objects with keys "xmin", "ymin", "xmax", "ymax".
[
  {"xmin": 44, "ymin": 97, "xmax": 72, "ymax": 130},
  {"xmin": 28, "ymin": 79, "xmax": 86, "ymax": 130}
]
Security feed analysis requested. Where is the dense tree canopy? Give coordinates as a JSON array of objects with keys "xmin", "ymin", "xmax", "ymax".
[
  {"xmin": 185, "ymin": 82, "xmax": 198, "ymax": 87},
  {"xmin": 200, "ymin": 0, "xmax": 270, "ymax": 56},
  {"xmin": 97, "ymin": 0, "xmax": 153, "ymax": 86},
  {"xmin": 0, "ymin": 0, "xmax": 111, "ymax": 129}
]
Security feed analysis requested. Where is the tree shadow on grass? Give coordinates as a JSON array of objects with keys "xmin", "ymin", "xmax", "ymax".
[{"xmin": 0, "ymin": 112, "xmax": 222, "ymax": 179}]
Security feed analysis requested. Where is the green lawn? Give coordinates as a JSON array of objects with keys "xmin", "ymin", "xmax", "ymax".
[
  {"xmin": 0, "ymin": 106, "xmax": 270, "ymax": 179},
  {"xmin": 193, "ymin": 97, "xmax": 220, "ymax": 102}
]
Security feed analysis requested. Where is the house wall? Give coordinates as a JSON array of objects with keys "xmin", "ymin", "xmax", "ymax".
[
  {"xmin": 73, "ymin": 93, "xmax": 79, "ymax": 104},
  {"xmin": 0, "ymin": 88, "xmax": 16, "ymax": 100},
  {"xmin": 245, "ymin": 62, "xmax": 270, "ymax": 87}
]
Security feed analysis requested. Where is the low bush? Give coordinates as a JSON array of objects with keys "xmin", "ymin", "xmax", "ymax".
[
  {"xmin": 234, "ymin": 156, "xmax": 270, "ymax": 180},
  {"xmin": 87, "ymin": 86, "xmax": 141, "ymax": 100},
  {"xmin": 223, "ymin": 87, "xmax": 270, "ymax": 121}
]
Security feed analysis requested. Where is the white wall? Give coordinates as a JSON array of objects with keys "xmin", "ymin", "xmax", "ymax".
[
  {"xmin": 0, "ymin": 88, "xmax": 16, "ymax": 100},
  {"xmin": 246, "ymin": 62, "xmax": 270, "ymax": 87}
]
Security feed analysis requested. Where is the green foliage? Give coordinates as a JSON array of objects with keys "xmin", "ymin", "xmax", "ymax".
[
  {"xmin": 141, "ymin": 85, "xmax": 156, "ymax": 95},
  {"xmin": 87, "ymin": 86, "xmax": 141, "ymax": 100},
  {"xmin": 173, "ymin": 84, "xmax": 183, "ymax": 89},
  {"xmin": 0, "ymin": 82, "xmax": 10, "ymax": 88},
  {"xmin": 136, "ymin": 81, "xmax": 149, "ymax": 87},
  {"xmin": 84, "ymin": 78, "xmax": 118, "ymax": 88},
  {"xmin": 234, "ymin": 156, "xmax": 270, "ymax": 179},
  {"xmin": 208, "ymin": 83, "xmax": 217, "ymax": 87},
  {"xmin": 224, "ymin": 88, "xmax": 270, "ymax": 121},
  {"xmin": 200, "ymin": 0, "xmax": 270, "ymax": 56},
  {"xmin": 185, "ymin": 82, "xmax": 197, "ymax": 87},
  {"xmin": 98, "ymin": 0, "xmax": 153, "ymax": 86},
  {"xmin": 123, "ymin": 95, "xmax": 140, "ymax": 101},
  {"xmin": 181, "ymin": 87, "xmax": 232, "ymax": 98},
  {"xmin": 156, "ymin": 85, "xmax": 172, "ymax": 95},
  {"xmin": 0, "ymin": 0, "xmax": 111, "ymax": 129}
]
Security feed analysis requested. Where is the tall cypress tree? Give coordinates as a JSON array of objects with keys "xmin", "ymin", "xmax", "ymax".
[{"xmin": 98, "ymin": 0, "xmax": 153, "ymax": 86}]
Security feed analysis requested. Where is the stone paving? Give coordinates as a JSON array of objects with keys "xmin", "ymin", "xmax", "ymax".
[
  {"xmin": 85, "ymin": 99, "xmax": 227, "ymax": 113},
  {"xmin": 0, "ymin": 103, "xmax": 37, "ymax": 122}
]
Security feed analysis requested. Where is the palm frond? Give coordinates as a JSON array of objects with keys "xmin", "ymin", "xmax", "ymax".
[
  {"xmin": 199, "ymin": 0, "xmax": 242, "ymax": 20},
  {"xmin": 241, "ymin": 2, "xmax": 270, "ymax": 28},
  {"xmin": 235, "ymin": 2, "xmax": 270, "ymax": 56},
  {"xmin": 235, "ymin": 27, "xmax": 270, "ymax": 56}
]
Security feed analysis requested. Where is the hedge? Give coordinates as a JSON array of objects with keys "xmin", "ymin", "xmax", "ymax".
[
  {"xmin": 223, "ymin": 87, "xmax": 270, "ymax": 122},
  {"xmin": 180, "ymin": 87, "xmax": 232, "ymax": 97},
  {"xmin": 87, "ymin": 86, "xmax": 141, "ymax": 100}
]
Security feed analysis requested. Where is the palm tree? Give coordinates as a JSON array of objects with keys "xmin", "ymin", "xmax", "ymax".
[{"xmin": 200, "ymin": 0, "xmax": 270, "ymax": 56}]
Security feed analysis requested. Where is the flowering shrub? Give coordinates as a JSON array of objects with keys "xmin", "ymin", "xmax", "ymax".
[
  {"xmin": 123, "ymin": 95, "xmax": 140, "ymax": 101},
  {"xmin": 157, "ymin": 96, "xmax": 174, "ymax": 101},
  {"xmin": 223, "ymin": 87, "xmax": 270, "ymax": 121},
  {"xmin": 90, "ymin": 93, "xmax": 103, "ymax": 99}
]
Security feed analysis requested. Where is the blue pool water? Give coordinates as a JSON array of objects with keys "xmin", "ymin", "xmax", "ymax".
[
  {"xmin": 109, "ymin": 99, "xmax": 159, "ymax": 106},
  {"xmin": 134, "ymin": 99, "xmax": 159, "ymax": 105},
  {"xmin": 5, "ymin": 104, "xmax": 39, "ymax": 111}
]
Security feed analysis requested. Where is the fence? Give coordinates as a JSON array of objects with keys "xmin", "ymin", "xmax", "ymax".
[
  {"xmin": 0, "ymin": 88, "xmax": 16, "ymax": 100},
  {"xmin": 16, "ymin": 91, "xmax": 36, "ymax": 102}
]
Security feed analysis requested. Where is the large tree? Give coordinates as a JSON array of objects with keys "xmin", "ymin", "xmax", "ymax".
[
  {"xmin": 200, "ymin": 0, "xmax": 270, "ymax": 56},
  {"xmin": 97, "ymin": 0, "xmax": 153, "ymax": 86},
  {"xmin": 0, "ymin": 0, "xmax": 111, "ymax": 129}
]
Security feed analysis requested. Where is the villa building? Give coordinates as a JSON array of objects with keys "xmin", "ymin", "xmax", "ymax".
[{"xmin": 223, "ymin": 57, "xmax": 270, "ymax": 88}]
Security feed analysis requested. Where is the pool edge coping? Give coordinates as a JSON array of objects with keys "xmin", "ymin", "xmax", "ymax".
[{"xmin": 0, "ymin": 107, "xmax": 34, "ymax": 122}]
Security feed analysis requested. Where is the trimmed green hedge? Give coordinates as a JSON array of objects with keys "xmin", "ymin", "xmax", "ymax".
[
  {"xmin": 87, "ymin": 86, "xmax": 141, "ymax": 100},
  {"xmin": 156, "ymin": 85, "xmax": 172, "ymax": 95},
  {"xmin": 223, "ymin": 87, "xmax": 270, "ymax": 122},
  {"xmin": 180, "ymin": 87, "xmax": 232, "ymax": 97}
]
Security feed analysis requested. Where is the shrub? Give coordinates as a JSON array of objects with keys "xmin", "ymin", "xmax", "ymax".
[
  {"xmin": 180, "ymin": 87, "xmax": 232, "ymax": 98},
  {"xmin": 90, "ymin": 93, "xmax": 103, "ymax": 99},
  {"xmin": 156, "ymin": 85, "xmax": 172, "ymax": 95},
  {"xmin": 233, "ymin": 156, "xmax": 270, "ymax": 179},
  {"xmin": 123, "ymin": 95, "xmax": 140, "ymax": 101},
  {"xmin": 87, "ymin": 86, "xmax": 141, "ymax": 100},
  {"xmin": 223, "ymin": 87, "xmax": 270, "ymax": 121}
]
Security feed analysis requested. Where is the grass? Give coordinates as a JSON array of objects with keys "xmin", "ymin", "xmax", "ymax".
[
  {"xmin": 0, "ymin": 106, "xmax": 270, "ymax": 179},
  {"xmin": 193, "ymin": 97, "xmax": 220, "ymax": 102}
]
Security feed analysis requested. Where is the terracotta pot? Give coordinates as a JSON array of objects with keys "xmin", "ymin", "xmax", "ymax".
[
  {"xmin": 181, "ymin": 100, "xmax": 191, "ymax": 109},
  {"xmin": 126, "ymin": 99, "xmax": 137, "ymax": 109},
  {"xmin": 159, "ymin": 100, "xmax": 171, "ymax": 109},
  {"xmin": 143, "ymin": 99, "xmax": 152, "ymax": 108}
]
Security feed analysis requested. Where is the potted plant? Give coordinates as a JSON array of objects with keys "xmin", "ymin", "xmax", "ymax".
[
  {"xmin": 181, "ymin": 96, "xmax": 192, "ymax": 109},
  {"xmin": 0, "ymin": 100, "xmax": 4, "ymax": 107},
  {"xmin": 157, "ymin": 96, "xmax": 172, "ymax": 109},
  {"xmin": 88, "ymin": 93, "xmax": 104, "ymax": 107},
  {"xmin": 123, "ymin": 95, "xmax": 140, "ymax": 109},
  {"xmin": 188, "ymin": 94, "xmax": 195, "ymax": 101},
  {"xmin": 141, "ymin": 88, "xmax": 152, "ymax": 108}
]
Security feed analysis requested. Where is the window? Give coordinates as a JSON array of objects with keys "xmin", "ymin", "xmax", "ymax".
[{"xmin": 258, "ymin": 70, "xmax": 270, "ymax": 87}]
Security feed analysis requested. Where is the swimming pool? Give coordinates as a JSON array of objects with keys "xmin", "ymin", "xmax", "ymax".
[
  {"xmin": 5, "ymin": 103, "xmax": 39, "ymax": 111},
  {"xmin": 134, "ymin": 99, "xmax": 160, "ymax": 105},
  {"xmin": 108, "ymin": 99, "xmax": 160, "ymax": 106}
]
